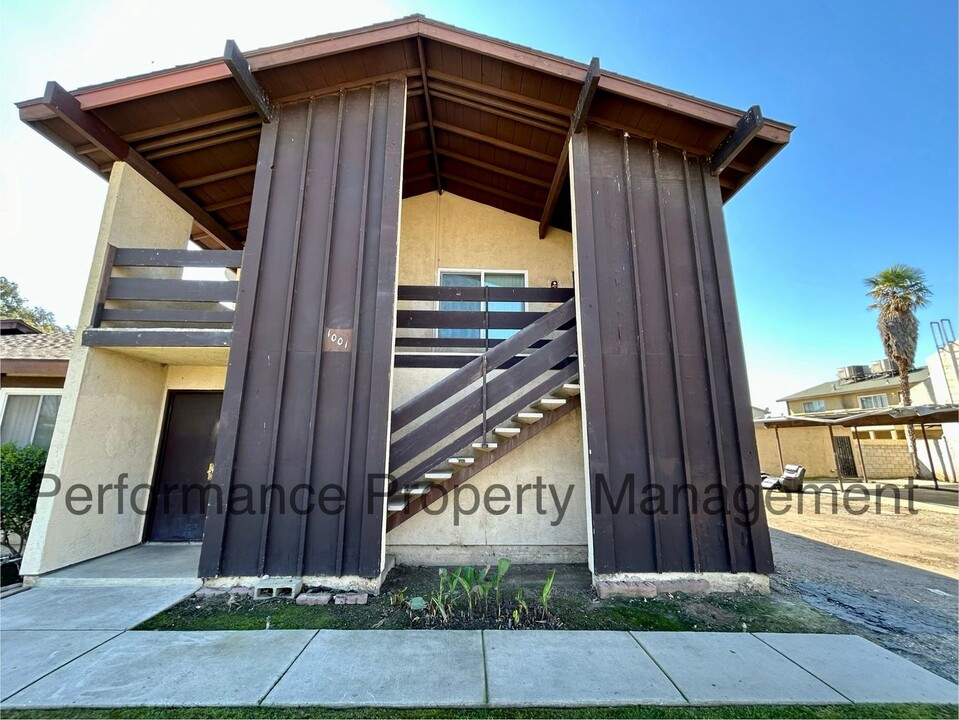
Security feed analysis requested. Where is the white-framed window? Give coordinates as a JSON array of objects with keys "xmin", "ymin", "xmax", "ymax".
[
  {"xmin": 859, "ymin": 394, "xmax": 889, "ymax": 410},
  {"xmin": 437, "ymin": 269, "xmax": 527, "ymax": 340},
  {"xmin": 802, "ymin": 399, "xmax": 826, "ymax": 413},
  {"xmin": 0, "ymin": 389, "xmax": 63, "ymax": 450}
]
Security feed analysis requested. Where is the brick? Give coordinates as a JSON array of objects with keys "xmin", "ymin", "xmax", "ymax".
[
  {"xmin": 333, "ymin": 592, "xmax": 368, "ymax": 605},
  {"xmin": 595, "ymin": 581, "xmax": 657, "ymax": 599},
  {"xmin": 296, "ymin": 592, "xmax": 332, "ymax": 606},
  {"xmin": 654, "ymin": 579, "xmax": 710, "ymax": 595}
]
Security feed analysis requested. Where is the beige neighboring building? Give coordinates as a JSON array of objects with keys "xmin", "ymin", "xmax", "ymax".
[
  {"xmin": 0, "ymin": 321, "xmax": 73, "ymax": 451},
  {"xmin": 756, "ymin": 361, "xmax": 955, "ymax": 481}
]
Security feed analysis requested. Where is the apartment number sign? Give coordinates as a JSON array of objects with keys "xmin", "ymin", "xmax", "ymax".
[{"xmin": 323, "ymin": 328, "xmax": 353, "ymax": 352}]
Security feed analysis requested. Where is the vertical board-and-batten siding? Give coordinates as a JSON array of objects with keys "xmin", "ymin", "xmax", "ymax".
[
  {"xmin": 200, "ymin": 80, "xmax": 406, "ymax": 579},
  {"xmin": 571, "ymin": 124, "xmax": 773, "ymax": 575}
]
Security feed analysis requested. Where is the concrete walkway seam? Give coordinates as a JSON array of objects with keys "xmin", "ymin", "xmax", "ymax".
[
  {"xmin": 627, "ymin": 631, "xmax": 690, "ymax": 703},
  {"xmin": 257, "ymin": 629, "xmax": 321, "ymax": 705},
  {"xmin": 751, "ymin": 633, "xmax": 854, "ymax": 704}
]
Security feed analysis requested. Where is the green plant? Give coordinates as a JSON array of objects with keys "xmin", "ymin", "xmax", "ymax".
[
  {"xmin": 491, "ymin": 557, "xmax": 511, "ymax": 615},
  {"xmin": 407, "ymin": 596, "xmax": 427, "ymax": 612},
  {"xmin": 539, "ymin": 569, "xmax": 556, "ymax": 619},
  {"xmin": 511, "ymin": 588, "xmax": 528, "ymax": 627},
  {"xmin": 0, "ymin": 442, "xmax": 48, "ymax": 555}
]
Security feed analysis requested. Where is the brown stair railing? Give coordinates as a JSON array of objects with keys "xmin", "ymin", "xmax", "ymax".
[{"xmin": 389, "ymin": 291, "xmax": 577, "ymax": 490}]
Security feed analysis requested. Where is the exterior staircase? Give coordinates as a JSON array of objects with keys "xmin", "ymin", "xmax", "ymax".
[
  {"xmin": 387, "ymin": 291, "xmax": 579, "ymax": 528},
  {"xmin": 386, "ymin": 381, "xmax": 580, "ymax": 527}
]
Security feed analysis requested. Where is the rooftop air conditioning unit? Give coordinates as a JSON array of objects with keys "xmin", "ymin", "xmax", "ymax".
[
  {"xmin": 870, "ymin": 359, "xmax": 897, "ymax": 374},
  {"xmin": 837, "ymin": 365, "xmax": 867, "ymax": 381}
]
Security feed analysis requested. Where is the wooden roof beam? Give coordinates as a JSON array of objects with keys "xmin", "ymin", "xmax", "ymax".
[
  {"xmin": 432, "ymin": 120, "xmax": 557, "ymax": 164},
  {"xmin": 710, "ymin": 105, "xmax": 764, "ymax": 176},
  {"xmin": 39, "ymin": 81, "xmax": 241, "ymax": 250},
  {"xmin": 415, "ymin": 37, "xmax": 443, "ymax": 193},
  {"xmin": 539, "ymin": 57, "xmax": 600, "ymax": 238},
  {"xmin": 436, "ymin": 148, "xmax": 551, "ymax": 188},
  {"xmin": 223, "ymin": 40, "xmax": 275, "ymax": 123}
]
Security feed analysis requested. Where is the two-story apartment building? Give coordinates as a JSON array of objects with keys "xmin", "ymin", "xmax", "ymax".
[{"xmin": 16, "ymin": 17, "xmax": 793, "ymax": 594}]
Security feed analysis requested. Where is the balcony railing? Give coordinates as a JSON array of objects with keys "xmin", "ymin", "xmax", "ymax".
[
  {"xmin": 393, "ymin": 285, "xmax": 575, "ymax": 368},
  {"xmin": 82, "ymin": 246, "xmax": 242, "ymax": 348}
]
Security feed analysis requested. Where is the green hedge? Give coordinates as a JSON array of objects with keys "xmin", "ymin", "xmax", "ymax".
[{"xmin": 0, "ymin": 442, "xmax": 47, "ymax": 555}]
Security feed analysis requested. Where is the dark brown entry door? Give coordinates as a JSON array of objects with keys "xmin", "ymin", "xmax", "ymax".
[
  {"xmin": 833, "ymin": 436, "xmax": 858, "ymax": 478},
  {"xmin": 148, "ymin": 391, "xmax": 223, "ymax": 542}
]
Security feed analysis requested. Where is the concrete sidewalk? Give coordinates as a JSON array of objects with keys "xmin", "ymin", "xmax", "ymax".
[{"xmin": 2, "ymin": 625, "xmax": 956, "ymax": 708}]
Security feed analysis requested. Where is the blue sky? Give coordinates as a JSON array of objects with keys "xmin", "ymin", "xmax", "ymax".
[{"xmin": 1, "ymin": 0, "xmax": 956, "ymax": 412}]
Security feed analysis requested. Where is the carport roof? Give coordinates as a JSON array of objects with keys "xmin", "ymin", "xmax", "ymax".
[{"xmin": 755, "ymin": 404, "xmax": 959, "ymax": 429}]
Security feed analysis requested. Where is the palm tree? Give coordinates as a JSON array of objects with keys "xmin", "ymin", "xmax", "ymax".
[{"xmin": 864, "ymin": 264, "xmax": 932, "ymax": 475}]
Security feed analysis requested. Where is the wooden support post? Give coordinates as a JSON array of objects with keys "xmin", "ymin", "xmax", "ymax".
[
  {"xmin": 774, "ymin": 425, "xmax": 785, "ymax": 474},
  {"xmin": 41, "ymin": 82, "xmax": 241, "ymax": 250},
  {"xmin": 223, "ymin": 40, "xmax": 274, "ymax": 123},
  {"xmin": 919, "ymin": 422, "xmax": 940, "ymax": 490},
  {"xmin": 853, "ymin": 428, "xmax": 869, "ymax": 483},
  {"xmin": 415, "ymin": 37, "xmax": 442, "ymax": 193},
  {"xmin": 538, "ymin": 57, "xmax": 600, "ymax": 238},
  {"xmin": 710, "ymin": 105, "xmax": 765, "ymax": 176}
]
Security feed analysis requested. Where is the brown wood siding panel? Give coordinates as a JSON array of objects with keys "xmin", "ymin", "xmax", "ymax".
[
  {"xmin": 199, "ymin": 79, "xmax": 404, "ymax": 580},
  {"xmin": 570, "ymin": 124, "xmax": 773, "ymax": 575}
]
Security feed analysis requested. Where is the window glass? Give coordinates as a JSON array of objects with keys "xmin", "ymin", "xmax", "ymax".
[
  {"xmin": 0, "ymin": 395, "xmax": 40, "ymax": 446},
  {"xmin": 438, "ymin": 271, "xmax": 525, "ymax": 341},
  {"xmin": 802, "ymin": 400, "xmax": 825, "ymax": 413},
  {"xmin": 32, "ymin": 396, "xmax": 62, "ymax": 450},
  {"xmin": 859, "ymin": 394, "xmax": 889, "ymax": 410}
]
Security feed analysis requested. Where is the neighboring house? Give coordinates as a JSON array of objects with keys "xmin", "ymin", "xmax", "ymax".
[
  {"xmin": 755, "ymin": 362, "xmax": 955, "ymax": 481},
  {"xmin": 0, "ymin": 321, "xmax": 73, "ymax": 450},
  {"xmin": 15, "ymin": 17, "xmax": 793, "ymax": 593},
  {"xmin": 751, "ymin": 406, "xmax": 768, "ymax": 420},
  {"xmin": 778, "ymin": 362, "xmax": 933, "ymax": 416}
]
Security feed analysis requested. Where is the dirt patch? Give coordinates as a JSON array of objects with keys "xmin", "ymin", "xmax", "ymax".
[{"xmin": 766, "ymin": 492, "xmax": 959, "ymax": 683}]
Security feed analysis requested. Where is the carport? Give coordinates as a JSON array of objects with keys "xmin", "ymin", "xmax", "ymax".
[{"xmin": 755, "ymin": 404, "xmax": 959, "ymax": 489}]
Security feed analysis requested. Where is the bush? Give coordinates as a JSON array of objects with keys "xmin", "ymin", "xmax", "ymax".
[{"xmin": 0, "ymin": 442, "xmax": 48, "ymax": 555}]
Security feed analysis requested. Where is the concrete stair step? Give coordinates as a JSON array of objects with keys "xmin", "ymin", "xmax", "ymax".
[
  {"xmin": 424, "ymin": 470, "xmax": 454, "ymax": 482},
  {"xmin": 494, "ymin": 426, "xmax": 521, "ymax": 438},
  {"xmin": 553, "ymin": 383, "xmax": 581, "ymax": 398},
  {"xmin": 448, "ymin": 456, "xmax": 475, "ymax": 467},
  {"xmin": 534, "ymin": 397, "xmax": 567, "ymax": 411},
  {"xmin": 387, "ymin": 497, "xmax": 408, "ymax": 512},
  {"xmin": 402, "ymin": 483, "xmax": 432, "ymax": 496},
  {"xmin": 514, "ymin": 411, "xmax": 544, "ymax": 425},
  {"xmin": 471, "ymin": 441, "xmax": 498, "ymax": 452}
]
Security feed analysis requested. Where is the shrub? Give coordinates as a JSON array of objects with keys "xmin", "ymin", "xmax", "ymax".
[{"xmin": 0, "ymin": 442, "xmax": 48, "ymax": 555}]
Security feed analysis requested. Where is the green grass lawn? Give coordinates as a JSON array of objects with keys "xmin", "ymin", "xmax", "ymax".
[{"xmin": 4, "ymin": 704, "xmax": 957, "ymax": 719}]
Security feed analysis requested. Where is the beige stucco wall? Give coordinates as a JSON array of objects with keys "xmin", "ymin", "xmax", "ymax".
[
  {"xmin": 387, "ymin": 192, "xmax": 586, "ymax": 563},
  {"xmin": 21, "ymin": 163, "xmax": 197, "ymax": 576}
]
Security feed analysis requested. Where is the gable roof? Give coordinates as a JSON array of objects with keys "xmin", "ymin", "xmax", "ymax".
[
  {"xmin": 17, "ymin": 15, "xmax": 793, "ymax": 249},
  {"xmin": 778, "ymin": 368, "xmax": 931, "ymax": 402}
]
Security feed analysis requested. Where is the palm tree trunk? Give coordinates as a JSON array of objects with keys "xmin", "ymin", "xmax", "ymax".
[{"xmin": 898, "ymin": 358, "xmax": 920, "ymax": 476}]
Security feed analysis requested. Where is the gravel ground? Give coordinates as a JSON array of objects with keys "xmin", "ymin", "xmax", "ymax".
[{"xmin": 766, "ymin": 488, "xmax": 959, "ymax": 683}]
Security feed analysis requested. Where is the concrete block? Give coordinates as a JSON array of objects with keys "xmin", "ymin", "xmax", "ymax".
[
  {"xmin": 756, "ymin": 633, "xmax": 959, "ymax": 704},
  {"xmin": 333, "ymin": 591, "xmax": 368, "ymax": 605},
  {"xmin": 2, "ymin": 630, "xmax": 316, "ymax": 708},
  {"xmin": 632, "ymin": 632, "xmax": 847, "ymax": 705},
  {"xmin": 1, "ymin": 630, "xmax": 120, "ymax": 701},
  {"xmin": 0, "ymin": 584, "xmax": 200, "ymax": 630},
  {"xmin": 485, "ymin": 631, "xmax": 685, "ymax": 707},
  {"xmin": 263, "ymin": 630, "xmax": 485, "ymax": 707},
  {"xmin": 254, "ymin": 578, "xmax": 303, "ymax": 600},
  {"xmin": 295, "ymin": 592, "xmax": 332, "ymax": 606}
]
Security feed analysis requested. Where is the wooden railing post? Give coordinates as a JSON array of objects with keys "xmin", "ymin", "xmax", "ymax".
[{"xmin": 89, "ymin": 244, "xmax": 117, "ymax": 328}]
